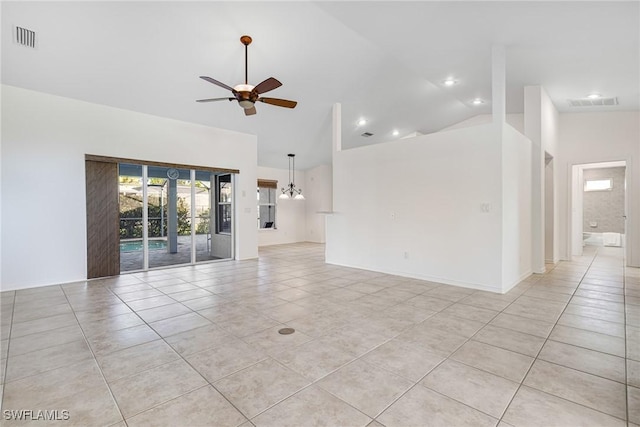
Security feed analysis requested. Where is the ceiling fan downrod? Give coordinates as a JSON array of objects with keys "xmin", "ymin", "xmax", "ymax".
[{"xmin": 240, "ymin": 35, "xmax": 252, "ymax": 85}]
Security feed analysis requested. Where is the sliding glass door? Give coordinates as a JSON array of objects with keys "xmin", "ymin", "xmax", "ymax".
[
  {"xmin": 211, "ymin": 174, "xmax": 233, "ymax": 259},
  {"xmin": 194, "ymin": 171, "xmax": 213, "ymax": 262},
  {"xmin": 119, "ymin": 164, "xmax": 144, "ymax": 272},
  {"xmin": 118, "ymin": 163, "xmax": 234, "ymax": 272}
]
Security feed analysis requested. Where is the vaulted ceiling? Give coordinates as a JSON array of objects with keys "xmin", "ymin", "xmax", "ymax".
[{"xmin": 2, "ymin": 2, "xmax": 638, "ymax": 169}]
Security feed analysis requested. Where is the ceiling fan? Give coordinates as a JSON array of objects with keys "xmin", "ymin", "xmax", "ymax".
[{"xmin": 197, "ymin": 35, "xmax": 297, "ymax": 116}]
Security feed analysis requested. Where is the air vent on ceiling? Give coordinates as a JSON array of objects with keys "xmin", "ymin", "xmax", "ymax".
[
  {"xmin": 567, "ymin": 97, "xmax": 618, "ymax": 107},
  {"xmin": 361, "ymin": 132, "xmax": 374, "ymax": 137},
  {"xmin": 15, "ymin": 26, "xmax": 36, "ymax": 48}
]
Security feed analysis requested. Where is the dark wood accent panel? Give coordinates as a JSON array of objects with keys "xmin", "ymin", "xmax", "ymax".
[
  {"xmin": 85, "ymin": 154, "xmax": 240, "ymax": 175},
  {"xmin": 85, "ymin": 160, "xmax": 120, "ymax": 279},
  {"xmin": 257, "ymin": 179, "xmax": 278, "ymax": 189}
]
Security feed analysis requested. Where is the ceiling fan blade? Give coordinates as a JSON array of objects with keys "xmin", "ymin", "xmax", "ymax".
[
  {"xmin": 199, "ymin": 76, "xmax": 235, "ymax": 92},
  {"xmin": 253, "ymin": 77, "xmax": 282, "ymax": 95},
  {"xmin": 258, "ymin": 97, "xmax": 297, "ymax": 108},
  {"xmin": 244, "ymin": 106, "xmax": 257, "ymax": 116},
  {"xmin": 196, "ymin": 97, "xmax": 235, "ymax": 103}
]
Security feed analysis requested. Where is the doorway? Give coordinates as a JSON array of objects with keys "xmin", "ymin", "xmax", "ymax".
[{"xmin": 570, "ymin": 161, "xmax": 627, "ymax": 257}]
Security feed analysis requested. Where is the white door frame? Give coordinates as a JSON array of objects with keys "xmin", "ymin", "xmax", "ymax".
[{"xmin": 569, "ymin": 159, "xmax": 629, "ymax": 259}]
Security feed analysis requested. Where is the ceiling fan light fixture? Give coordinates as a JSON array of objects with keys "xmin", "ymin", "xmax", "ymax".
[{"xmin": 238, "ymin": 100, "xmax": 255, "ymax": 109}]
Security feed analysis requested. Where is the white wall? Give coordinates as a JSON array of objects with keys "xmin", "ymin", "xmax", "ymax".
[
  {"xmin": 304, "ymin": 164, "xmax": 332, "ymax": 243},
  {"xmin": 541, "ymin": 89, "xmax": 560, "ymax": 264},
  {"xmin": 558, "ymin": 111, "xmax": 640, "ymax": 267},
  {"xmin": 541, "ymin": 90, "xmax": 559, "ymax": 157},
  {"xmin": 327, "ymin": 123, "xmax": 506, "ymax": 292},
  {"xmin": 524, "ymin": 86, "xmax": 560, "ymax": 273},
  {"xmin": 1, "ymin": 85, "xmax": 259, "ymax": 290},
  {"xmin": 440, "ymin": 114, "xmax": 525, "ymax": 135},
  {"xmin": 502, "ymin": 124, "xmax": 532, "ymax": 291},
  {"xmin": 545, "ymin": 159, "xmax": 556, "ymax": 262},
  {"xmin": 256, "ymin": 166, "xmax": 307, "ymax": 246}
]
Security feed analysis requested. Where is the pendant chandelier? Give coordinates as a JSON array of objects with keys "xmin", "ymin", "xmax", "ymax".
[{"xmin": 280, "ymin": 154, "xmax": 304, "ymax": 200}]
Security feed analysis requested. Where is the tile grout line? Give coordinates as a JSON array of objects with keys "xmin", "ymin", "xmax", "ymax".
[
  {"xmin": 99, "ymin": 279, "xmax": 260, "ymax": 423},
  {"xmin": 113, "ymin": 268, "xmax": 343, "ymax": 423},
  {"xmin": 344, "ymin": 277, "xmax": 539, "ymax": 423},
  {"xmin": 498, "ymin": 247, "xmax": 631, "ymax": 424},
  {"xmin": 0, "ymin": 293, "xmax": 17, "ymax": 413},
  {"xmin": 390, "ymin": 277, "xmax": 542, "ymax": 423},
  {"xmin": 140, "ymin": 260, "xmax": 576, "ymax": 419},
  {"xmin": 102, "ymin": 280, "xmax": 256, "ymax": 424},
  {"xmin": 252, "ymin": 247, "xmax": 513, "ymax": 421},
  {"xmin": 622, "ymin": 248, "xmax": 629, "ymax": 426},
  {"xmin": 495, "ymin": 253, "xmax": 594, "ymax": 424},
  {"xmin": 3, "ymin": 244, "xmax": 632, "ymax": 426},
  {"xmin": 190, "ymin": 268, "xmax": 532, "ymax": 423},
  {"xmin": 60, "ymin": 285, "xmax": 130, "ymax": 427},
  {"xmin": 215, "ymin": 284, "xmax": 439, "ymax": 423},
  {"xmin": 273, "ymin": 276, "xmax": 540, "ymax": 424}
]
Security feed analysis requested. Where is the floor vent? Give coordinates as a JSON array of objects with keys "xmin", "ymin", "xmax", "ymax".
[
  {"xmin": 15, "ymin": 26, "xmax": 36, "ymax": 48},
  {"xmin": 361, "ymin": 132, "xmax": 374, "ymax": 137},
  {"xmin": 567, "ymin": 97, "xmax": 618, "ymax": 107}
]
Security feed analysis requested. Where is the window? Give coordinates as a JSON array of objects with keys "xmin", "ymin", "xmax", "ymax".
[
  {"xmin": 584, "ymin": 178, "xmax": 613, "ymax": 192},
  {"xmin": 216, "ymin": 174, "xmax": 232, "ymax": 233},
  {"xmin": 257, "ymin": 179, "xmax": 277, "ymax": 229}
]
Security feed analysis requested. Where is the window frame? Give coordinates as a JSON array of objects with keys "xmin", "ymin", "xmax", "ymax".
[
  {"xmin": 216, "ymin": 175, "xmax": 232, "ymax": 235},
  {"xmin": 584, "ymin": 178, "xmax": 613, "ymax": 192},
  {"xmin": 257, "ymin": 181, "xmax": 278, "ymax": 230}
]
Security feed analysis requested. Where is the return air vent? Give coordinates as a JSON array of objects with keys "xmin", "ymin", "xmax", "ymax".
[
  {"xmin": 567, "ymin": 97, "xmax": 618, "ymax": 107},
  {"xmin": 361, "ymin": 132, "xmax": 374, "ymax": 137},
  {"xmin": 15, "ymin": 26, "xmax": 36, "ymax": 48}
]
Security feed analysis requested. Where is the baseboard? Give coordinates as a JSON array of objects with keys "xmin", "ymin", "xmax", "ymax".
[
  {"xmin": 501, "ymin": 270, "xmax": 533, "ymax": 294},
  {"xmin": 325, "ymin": 259, "xmax": 503, "ymax": 294}
]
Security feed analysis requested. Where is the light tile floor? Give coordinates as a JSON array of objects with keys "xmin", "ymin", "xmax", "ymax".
[{"xmin": 0, "ymin": 243, "xmax": 638, "ymax": 426}]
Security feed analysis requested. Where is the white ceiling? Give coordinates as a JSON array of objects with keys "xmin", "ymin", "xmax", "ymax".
[{"xmin": 2, "ymin": 1, "xmax": 638, "ymax": 170}]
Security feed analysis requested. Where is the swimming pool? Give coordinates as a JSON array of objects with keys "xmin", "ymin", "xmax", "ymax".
[{"xmin": 119, "ymin": 240, "xmax": 167, "ymax": 252}]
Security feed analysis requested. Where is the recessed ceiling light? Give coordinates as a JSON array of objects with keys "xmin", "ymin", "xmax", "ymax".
[
  {"xmin": 587, "ymin": 93, "xmax": 601, "ymax": 99},
  {"xmin": 443, "ymin": 78, "xmax": 457, "ymax": 86},
  {"xmin": 357, "ymin": 119, "xmax": 367, "ymax": 126},
  {"xmin": 392, "ymin": 130, "xmax": 399, "ymax": 136},
  {"xmin": 472, "ymin": 98, "xmax": 484, "ymax": 105}
]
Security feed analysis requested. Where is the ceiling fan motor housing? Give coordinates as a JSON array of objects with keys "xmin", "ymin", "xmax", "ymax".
[{"xmin": 233, "ymin": 84, "xmax": 257, "ymax": 109}]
